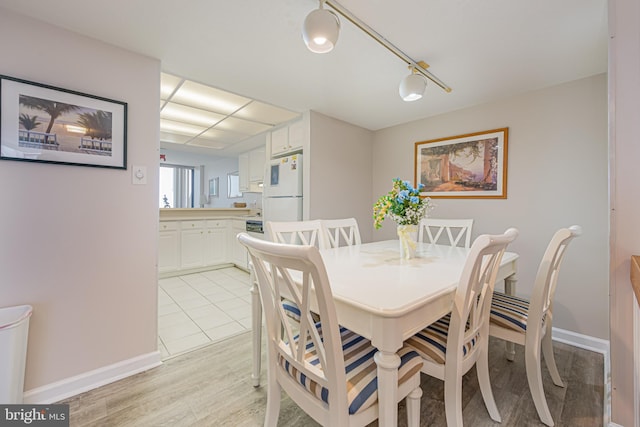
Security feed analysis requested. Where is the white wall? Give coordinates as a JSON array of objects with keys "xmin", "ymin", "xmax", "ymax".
[
  {"xmin": 0, "ymin": 9, "xmax": 160, "ymax": 395},
  {"xmin": 160, "ymin": 149, "xmax": 262, "ymax": 209},
  {"xmin": 608, "ymin": 0, "xmax": 640, "ymax": 423},
  {"xmin": 308, "ymin": 111, "xmax": 374, "ymax": 243},
  {"xmin": 373, "ymin": 74, "xmax": 609, "ymax": 340}
]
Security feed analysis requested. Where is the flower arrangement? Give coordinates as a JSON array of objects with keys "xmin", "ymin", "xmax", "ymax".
[{"xmin": 373, "ymin": 178, "xmax": 433, "ymax": 229}]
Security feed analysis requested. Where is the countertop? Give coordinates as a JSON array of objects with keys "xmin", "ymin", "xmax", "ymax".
[{"xmin": 160, "ymin": 208, "xmax": 253, "ymax": 221}]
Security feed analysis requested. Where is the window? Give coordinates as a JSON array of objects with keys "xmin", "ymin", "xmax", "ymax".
[
  {"xmin": 159, "ymin": 164, "xmax": 194, "ymax": 208},
  {"xmin": 227, "ymin": 171, "xmax": 243, "ymax": 198}
]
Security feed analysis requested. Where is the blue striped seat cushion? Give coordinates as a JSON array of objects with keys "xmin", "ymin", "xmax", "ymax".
[
  {"xmin": 278, "ymin": 324, "xmax": 423, "ymax": 415},
  {"xmin": 282, "ymin": 299, "xmax": 301, "ymax": 322},
  {"xmin": 490, "ymin": 291, "xmax": 531, "ymax": 333},
  {"xmin": 405, "ymin": 314, "xmax": 480, "ymax": 365}
]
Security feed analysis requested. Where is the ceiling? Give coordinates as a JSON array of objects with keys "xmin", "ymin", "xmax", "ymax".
[{"xmin": 0, "ymin": 0, "xmax": 608, "ymax": 156}]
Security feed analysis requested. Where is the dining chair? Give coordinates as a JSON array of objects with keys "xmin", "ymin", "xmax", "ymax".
[
  {"xmin": 489, "ymin": 225, "xmax": 582, "ymax": 427},
  {"xmin": 418, "ymin": 218, "xmax": 474, "ymax": 248},
  {"xmin": 406, "ymin": 227, "xmax": 519, "ymax": 426},
  {"xmin": 238, "ymin": 233, "xmax": 424, "ymax": 427},
  {"xmin": 321, "ymin": 218, "xmax": 362, "ymax": 248},
  {"xmin": 266, "ymin": 220, "xmax": 329, "ymax": 322}
]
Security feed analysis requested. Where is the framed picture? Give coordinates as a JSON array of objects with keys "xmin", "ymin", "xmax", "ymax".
[
  {"xmin": 209, "ymin": 177, "xmax": 219, "ymax": 197},
  {"xmin": 0, "ymin": 75, "xmax": 127, "ymax": 169},
  {"xmin": 414, "ymin": 128, "xmax": 508, "ymax": 199}
]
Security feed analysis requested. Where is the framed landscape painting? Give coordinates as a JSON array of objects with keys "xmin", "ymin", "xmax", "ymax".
[
  {"xmin": 414, "ymin": 128, "xmax": 508, "ymax": 198},
  {"xmin": 0, "ymin": 75, "xmax": 127, "ymax": 169}
]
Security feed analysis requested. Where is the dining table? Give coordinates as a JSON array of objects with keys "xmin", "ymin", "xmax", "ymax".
[{"xmin": 249, "ymin": 239, "xmax": 519, "ymax": 427}]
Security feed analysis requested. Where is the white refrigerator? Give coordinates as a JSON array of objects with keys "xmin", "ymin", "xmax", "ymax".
[{"xmin": 263, "ymin": 154, "xmax": 303, "ymax": 223}]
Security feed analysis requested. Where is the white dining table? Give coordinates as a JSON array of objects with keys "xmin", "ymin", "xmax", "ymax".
[{"xmin": 249, "ymin": 239, "xmax": 519, "ymax": 427}]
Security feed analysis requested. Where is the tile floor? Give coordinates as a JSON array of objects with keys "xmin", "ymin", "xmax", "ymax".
[{"xmin": 158, "ymin": 267, "xmax": 253, "ymax": 359}]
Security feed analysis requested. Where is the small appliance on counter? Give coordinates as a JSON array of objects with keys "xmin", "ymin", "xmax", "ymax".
[{"xmin": 263, "ymin": 154, "xmax": 303, "ymax": 223}]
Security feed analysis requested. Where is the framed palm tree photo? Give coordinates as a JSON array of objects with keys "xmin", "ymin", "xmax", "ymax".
[{"xmin": 0, "ymin": 75, "xmax": 127, "ymax": 169}]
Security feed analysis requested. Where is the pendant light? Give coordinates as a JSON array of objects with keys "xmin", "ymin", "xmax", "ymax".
[
  {"xmin": 399, "ymin": 68, "xmax": 427, "ymax": 102},
  {"xmin": 302, "ymin": 0, "xmax": 340, "ymax": 53}
]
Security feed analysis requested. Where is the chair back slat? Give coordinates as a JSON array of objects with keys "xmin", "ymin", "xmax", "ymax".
[
  {"xmin": 321, "ymin": 218, "xmax": 362, "ymax": 248},
  {"xmin": 418, "ymin": 218, "xmax": 474, "ymax": 248},
  {"xmin": 266, "ymin": 220, "xmax": 329, "ymax": 249}
]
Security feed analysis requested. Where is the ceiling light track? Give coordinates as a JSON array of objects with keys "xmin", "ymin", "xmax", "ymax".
[{"xmin": 321, "ymin": 0, "xmax": 452, "ymax": 94}]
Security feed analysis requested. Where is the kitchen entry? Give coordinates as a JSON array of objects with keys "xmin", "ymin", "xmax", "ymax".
[{"xmin": 157, "ymin": 267, "xmax": 253, "ymax": 359}]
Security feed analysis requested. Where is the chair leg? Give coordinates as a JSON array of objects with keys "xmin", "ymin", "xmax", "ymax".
[
  {"xmin": 406, "ymin": 385, "xmax": 423, "ymax": 427},
  {"xmin": 541, "ymin": 331, "xmax": 564, "ymax": 387},
  {"xmin": 476, "ymin": 346, "xmax": 502, "ymax": 422},
  {"xmin": 444, "ymin": 374, "xmax": 464, "ymax": 427},
  {"xmin": 525, "ymin": 342, "xmax": 555, "ymax": 426},
  {"xmin": 264, "ymin": 376, "xmax": 281, "ymax": 427}
]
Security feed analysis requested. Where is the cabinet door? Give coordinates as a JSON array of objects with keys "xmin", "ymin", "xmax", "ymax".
[
  {"xmin": 231, "ymin": 222, "xmax": 248, "ymax": 270},
  {"xmin": 204, "ymin": 220, "xmax": 228, "ymax": 266},
  {"xmin": 270, "ymin": 126, "xmax": 289, "ymax": 157},
  {"xmin": 288, "ymin": 120, "xmax": 305, "ymax": 151},
  {"xmin": 238, "ymin": 153, "xmax": 249, "ymax": 191},
  {"xmin": 180, "ymin": 221, "xmax": 205, "ymax": 269},
  {"xmin": 249, "ymin": 148, "xmax": 266, "ymax": 182},
  {"xmin": 158, "ymin": 222, "xmax": 179, "ymax": 273}
]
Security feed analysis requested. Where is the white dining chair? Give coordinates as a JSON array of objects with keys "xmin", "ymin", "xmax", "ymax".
[
  {"xmin": 418, "ymin": 218, "xmax": 474, "ymax": 248},
  {"xmin": 238, "ymin": 233, "xmax": 424, "ymax": 427},
  {"xmin": 489, "ymin": 225, "xmax": 582, "ymax": 426},
  {"xmin": 321, "ymin": 218, "xmax": 362, "ymax": 248},
  {"xmin": 406, "ymin": 227, "xmax": 519, "ymax": 426}
]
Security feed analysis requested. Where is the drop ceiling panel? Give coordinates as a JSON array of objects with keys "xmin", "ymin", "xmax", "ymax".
[
  {"xmin": 215, "ymin": 116, "xmax": 272, "ymax": 135},
  {"xmin": 171, "ymin": 80, "xmax": 251, "ymax": 115},
  {"xmin": 160, "ymin": 119, "xmax": 206, "ymax": 137},
  {"xmin": 200, "ymin": 128, "xmax": 247, "ymax": 144},
  {"xmin": 161, "ymin": 73, "xmax": 183, "ymax": 100},
  {"xmin": 187, "ymin": 138, "xmax": 228, "ymax": 149},
  {"xmin": 161, "ymin": 102, "xmax": 225, "ymax": 127},
  {"xmin": 160, "ymin": 131, "xmax": 192, "ymax": 144},
  {"xmin": 235, "ymin": 101, "xmax": 301, "ymax": 124}
]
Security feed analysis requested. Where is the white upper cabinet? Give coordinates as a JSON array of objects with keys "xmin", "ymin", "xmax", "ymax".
[
  {"xmin": 249, "ymin": 147, "xmax": 266, "ymax": 182},
  {"xmin": 238, "ymin": 152, "xmax": 250, "ymax": 192},
  {"xmin": 270, "ymin": 120, "xmax": 305, "ymax": 158}
]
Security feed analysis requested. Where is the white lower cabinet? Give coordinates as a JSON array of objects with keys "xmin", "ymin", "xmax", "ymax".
[
  {"xmin": 204, "ymin": 220, "xmax": 228, "ymax": 266},
  {"xmin": 158, "ymin": 221, "xmax": 179, "ymax": 273},
  {"xmin": 180, "ymin": 220, "xmax": 206, "ymax": 269},
  {"xmin": 159, "ymin": 218, "xmax": 249, "ymax": 275},
  {"xmin": 230, "ymin": 219, "xmax": 248, "ymax": 270}
]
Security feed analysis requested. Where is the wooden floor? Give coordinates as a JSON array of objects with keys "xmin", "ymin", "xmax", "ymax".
[{"xmin": 60, "ymin": 333, "xmax": 604, "ymax": 426}]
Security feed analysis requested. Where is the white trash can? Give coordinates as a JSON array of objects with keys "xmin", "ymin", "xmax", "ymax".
[{"xmin": 0, "ymin": 305, "xmax": 33, "ymax": 404}]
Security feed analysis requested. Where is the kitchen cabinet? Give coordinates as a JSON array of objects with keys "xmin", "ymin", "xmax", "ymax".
[
  {"xmin": 180, "ymin": 220, "xmax": 206, "ymax": 269},
  {"xmin": 270, "ymin": 121, "xmax": 304, "ymax": 157},
  {"xmin": 230, "ymin": 219, "xmax": 248, "ymax": 270},
  {"xmin": 249, "ymin": 147, "xmax": 265, "ymax": 182},
  {"xmin": 204, "ymin": 220, "xmax": 228, "ymax": 266},
  {"xmin": 238, "ymin": 153, "xmax": 250, "ymax": 192},
  {"xmin": 158, "ymin": 221, "xmax": 179, "ymax": 273}
]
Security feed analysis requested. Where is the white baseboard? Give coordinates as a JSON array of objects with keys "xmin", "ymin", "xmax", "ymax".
[
  {"xmin": 609, "ymin": 423, "xmax": 624, "ymax": 427},
  {"xmin": 552, "ymin": 327, "xmax": 611, "ymax": 427},
  {"xmin": 22, "ymin": 351, "xmax": 162, "ymax": 404}
]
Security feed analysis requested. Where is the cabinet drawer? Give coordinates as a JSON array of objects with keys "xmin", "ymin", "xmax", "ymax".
[
  {"xmin": 207, "ymin": 219, "xmax": 228, "ymax": 228},
  {"xmin": 160, "ymin": 221, "xmax": 179, "ymax": 231},
  {"xmin": 181, "ymin": 220, "xmax": 205, "ymax": 230}
]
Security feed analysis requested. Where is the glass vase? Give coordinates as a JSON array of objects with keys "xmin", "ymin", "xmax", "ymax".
[{"xmin": 397, "ymin": 224, "xmax": 418, "ymax": 259}]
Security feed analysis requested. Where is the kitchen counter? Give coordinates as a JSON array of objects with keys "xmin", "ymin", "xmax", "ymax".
[{"xmin": 160, "ymin": 208, "xmax": 252, "ymax": 221}]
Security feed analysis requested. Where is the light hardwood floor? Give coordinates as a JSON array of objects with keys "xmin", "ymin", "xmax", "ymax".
[{"xmin": 60, "ymin": 332, "xmax": 604, "ymax": 426}]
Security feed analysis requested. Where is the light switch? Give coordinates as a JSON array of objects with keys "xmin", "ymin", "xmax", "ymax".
[{"xmin": 132, "ymin": 165, "xmax": 147, "ymax": 185}]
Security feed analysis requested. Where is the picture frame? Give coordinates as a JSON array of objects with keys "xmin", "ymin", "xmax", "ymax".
[
  {"xmin": 414, "ymin": 128, "xmax": 508, "ymax": 199},
  {"xmin": 0, "ymin": 75, "xmax": 127, "ymax": 169},
  {"xmin": 209, "ymin": 177, "xmax": 219, "ymax": 197}
]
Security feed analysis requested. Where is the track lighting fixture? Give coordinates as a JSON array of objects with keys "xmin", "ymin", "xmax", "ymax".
[
  {"xmin": 302, "ymin": 0, "xmax": 340, "ymax": 54},
  {"xmin": 399, "ymin": 67, "xmax": 427, "ymax": 102},
  {"xmin": 301, "ymin": 0, "xmax": 451, "ymax": 101}
]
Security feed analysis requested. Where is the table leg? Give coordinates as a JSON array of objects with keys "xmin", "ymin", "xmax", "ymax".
[
  {"xmin": 250, "ymin": 267, "xmax": 262, "ymax": 387},
  {"xmin": 504, "ymin": 274, "xmax": 517, "ymax": 361},
  {"xmin": 374, "ymin": 350, "xmax": 400, "ymax": 427}
]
